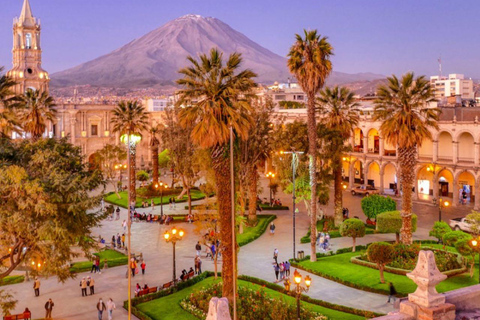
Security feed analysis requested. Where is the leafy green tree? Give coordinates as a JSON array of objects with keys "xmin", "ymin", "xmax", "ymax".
[
  {"xmin": 176, "ymin": 48, "xmax": 256, "ymax": 301},
  {"xmin": 318, "ymin": 86, "xmax": 360, "ymax": 226},
  {"xmin": 442, "ymin": 230, "xmax": 472, "ymax": 247},
  {"xmin": 361, "ymin": 195, "xmax": 396, "ymax": 221},
  {"xmin": 367, "ymin": 242, "xmax": 394, "ymax": 283},
  {"xmin": 374, "ymin": 73, "xmax": 439, "ymax": 245},
  {"xmin": 455, "ymin": 238, "xmax": 478, "ymax": 277},
  {"xmin": 288, "ymin": 30, "xmax": 333, "ymax": 261},
  {"xmin": 111, "ymin": 101, "xmax": 149, "ymax": 203},
  {"xmin": 136, "ymin": 170, "xmax": 149, "ymax": 186},
  {"xmin": 0, "ymin": 138, "xmax": 104, "ymax": 281},
  {"xmin": 429, "ymin": 221, "xmax": 451, "ymax": 243},
  {"xmin": 339, "ymin": 219, "xmax": 366, "ymax": 252},
  {"xmin": 158, "ymin": 149, "xmax": 171, "ymax": 169},
  {"xmin": 0, "ymin": 67, "xmax": 21, "ymax": 139},
  {"xmin": 90, "ymin": 144, "xmax": 126, "ymax": 198},
  {"xmin": 18, "ymin": 88, "xmax": 56, "ymax": 140},
  {"xmin": 466, "ymin": 211, "xmax": 480, "ymax": 236},
  {"xmin": 376, "ymin": 211, "xmax": 417, "ymax": 243}
]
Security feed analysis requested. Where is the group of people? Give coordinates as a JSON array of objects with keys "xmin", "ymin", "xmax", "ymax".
[
  {"xmin": 135, "ymin": 283, "xmax": 150, "ymax": 296},
  {"xmin": 168, "ymin": 197, "xmax": 176, "ymax": 209},
  {"xmin": 80, "ymin": 276, "xmax": 96, "ymax": 296},
  {"xmin": 111, "ymin": 233, "xmax": 126, "ymax": 249},
  {"xmin": 96, "ymin": 298, "xmax": 116, "ymax": 320},
  {"xmin": 91, "ymin": 256, "xmax": 102, "ymax": 273},
  {"xmin": 273, "ymin": 261, "xmax": 291, "ymax": 281},
  {"xmin": 317, "ymin": 232, "xmax": 331, "ymax": 251},
  {"xmin": 141, "ymin": 200, "xmax": 154, "ymax": 208},
  {"xmin": 270, "ymin": 198, "xmax": 283, "ymax": 207},
  {"xmin": 129, "ymin": 258, "xmax": 147, "ymax": 277},
  {"xmin": 342, "ymin": 207, "xmax": 350, "ymax": 219},
  {"xmin": 179, "ymin": 267, "xmax": 195, "ymax": 281}
]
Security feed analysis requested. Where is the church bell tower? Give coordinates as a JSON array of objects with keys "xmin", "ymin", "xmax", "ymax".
[{"xmin": 7, "ymin": 0, "xmax": 49, "ymax": 94}]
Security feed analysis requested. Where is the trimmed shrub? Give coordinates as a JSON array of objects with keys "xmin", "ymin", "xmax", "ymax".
[
  {"xmin": 442, "ymin": 230, "xmax": 472, "ymax": 247},
  {"xmin": 366, "ymin": 242, "xmax": 394, "ymax": 283},
  {"xmin": 376, "ymin": 211, "xmax": 417, "ymax": 242},
  {"xmin": 339, "ymin": 219, "xmax": 366, "ymax": 252},
  {"xmin": 136, "ymin": 170, "xmax": 149, "ymax": 182},
  {"xmin": 361, "ymin": 195, "xmax": 396, "ymax": 220},
  {"xmin": 466, "ymin": 211, "xmax": 480, "ymax": 235},
  {"xmin": 429, "ymin": 221, "xmax": 451, "ymax": 243}
]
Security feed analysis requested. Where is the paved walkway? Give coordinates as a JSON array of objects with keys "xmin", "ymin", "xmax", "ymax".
[{"xmin": 2, "ymin": 177, "xmax": 475, "ymax": 319}]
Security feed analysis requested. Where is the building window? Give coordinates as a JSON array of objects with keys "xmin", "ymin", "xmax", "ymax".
[
  {"xmin": 91, "ymin": 124, "xmax": 98, "ymax": 136},
  {"xmin": 25, "ymin": 33, "xmax": 32, "ymax": 49}
]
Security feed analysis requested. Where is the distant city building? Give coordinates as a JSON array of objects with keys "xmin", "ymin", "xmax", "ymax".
[
  {"xmin": 145, "ymin": 98, "xmax": 173, "ymax": 112},
  {"xmin": 430, "ymin": 74, "xmax": 474, "ymax": 100},
  {"xmin": 7, "ymin": 0, "xmax": 49, "ymax": 94}
]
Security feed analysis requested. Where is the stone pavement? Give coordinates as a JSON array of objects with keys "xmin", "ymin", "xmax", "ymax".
[{"xmin": 3, "ymin": 177, "xmax": 475, "ymax": 319}]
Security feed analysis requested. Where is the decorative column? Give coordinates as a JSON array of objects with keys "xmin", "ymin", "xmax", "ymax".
[
  {"xmin": 363, "ymin": 165, "xmax": 368, "ymax": 187},
  {"xmin": 400, "ymin": 250, "xmax": 455, "ymax": 320},
  {"xmin": 379, "ymin": 137, "xmax": 384, "ymax": 156},
  {"xmin": 349, "ymin": 163, "xmax": 355, "ymax": 188},
  {"xmin": 432, "ymin": 176, "xmax": 439, "ymax": 200},
  {"xmin": 475, "ymin": 178, "xmax": 480, "ymax": 211},
  {"xmin": 452, "ymin": 175, "xmax": 459, "ymax": 207},
  {"xmin": 363, "ymin": 136, "xmax": 368, "ymax": 154},
  {"xmin": 475, "ymin": 142, "xmax": 480, "ymax": 166},
  {"xmin": 69, "ymin": 117, "xmax": 76, "ymax": 145},
  {"xmin": 379, "ymin": 166, "xmax": 384, "ymax": 194},
  {"xmin": 452, "ymin": 141, "xmax": 458, "ymax": 163},
  {"xmin": 432, "ymin": 140, "xmax": 438, "ymax": 162}
]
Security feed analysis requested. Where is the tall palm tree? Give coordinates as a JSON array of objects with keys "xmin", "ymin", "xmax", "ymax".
[
  {"xmin": 18, "ymin": 88, "xmax": 56, "ymax": 140},
  {"xmin": 374, "ymin": 73, "xmax": 439, "ymax": 244},
  {"xmin": 149, "ymin": 124, "xmax": 160, "ymax": 185},
  {"xmin": 288, "ymin": 30, "xmax": 333, "ymax": 261},
  {"xmin": 176, "ymin": 48, "xmax": 256, "ymax": 301},
  {"xmin": 317, "ymin": 86, "xmax": 360, "ymax": 227},
  {"xmin": 0, "ymin": 67, "xmax": 21, "ymax": 138},
  {"xmin": 111, "ymin": 101, "xmax": 149, "ymax": 203}
]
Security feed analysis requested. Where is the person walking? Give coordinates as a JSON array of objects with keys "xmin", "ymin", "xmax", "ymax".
[
  {"xmin": 44, "ymin": 298, "xmax": 54, "ymax": 319},
  {"xmin": 195, "ymin": 256, "xmax": 202, "ymax": 274},
  {"xmin": 172, "ymin": 197, "xmax": 176, "ymax": 210},
  {"xmin": 121, "ymin": 234, "xmax": 125, "ymax": 248},
  {"xmin": 33, "ymin": 277, "xmax": 40, "ymax": 297},
  {"xmin": 122, "ymin": 220, "xmax": 127, "ymax": 231},
  {"xmin": 387, "ymin": 282, "xmax": 397, "ymax": 303},
  {"xmin": 96, "ymin": 256, "xmax": 101, "ymax": 273},
  {"xmin": 141, "ymin": 261, "xmax": 146, "ymax": 275},
  {"xmin": 279, "ymin": 262, "xmax": 285, "ymax": 280},
  {"xmin": 273, "ymin": 263, "xmax": 280, "ymax": 281},
  {"xmin": 89, "ymin": 276, "xmax": 95, "ymax": 295},
  {"xmin": 285, "ymin": 260, "xmax": 291, "ymax": 277},
  {"xmin": 169, "ymin": 197, "xmax": 173, "ymax": 210},
  {"xmin": 111, "ymin": 235, "xmax": 116, "ymax": 249},
  {"xmin": 115, "ymin": 207, "xmax": 120, "ymax": 220},
  {"xmin": 273, "ymin": 248, "xmax": 279, "ymax": 263},
  {"xmin": 269, "ymin": 222, "xmax": 275, "ymax": 235},
  {"xmin": 130, "ymin": 258, "xmax": 137, "ymax": 277},
  {"xmin": 106, "ymin": 298, "xmax": 116, "ymax": 320},
  {"xmin": 195, "ymin": 241, "xmax": 202, "ymax": 256},
  {"xmin": 116, "ymin": 234, "xmax": 121, "ymax": 248},
  {"xmin": 80, "ymin": 277, "xmax": 88, "ymax": 296},
  {"xmin": 97, "ymin": 298, "xmax": 107, "ymax": 320}
]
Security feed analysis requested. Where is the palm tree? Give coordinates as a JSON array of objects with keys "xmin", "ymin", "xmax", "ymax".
[
  {"xmin": 288, "ymin": 30, "xmax": 333, "ymax": 261},
  {"xmin": 149, "ymin": 124, "xmax": 160, "ymax": 185},
  {"xmin": 18, "ymin": 88, "xmax": 56, "ymax": 140},
  {"xmin": 0, "ymin": 67, "xmax": 21, "ymax": 138},
  {"xmin": 374, "ymin": 73, "xmax": 439, "ymax": 244},
  {"xmin": 176, "ymin": 48, "xmax": 256, "ymax": 301},
  {"xmin": 111, "ymin": 101, "xmax": 149, "ymax": 203},
  {"xmin": 317, "ymin": 86, "xmax": 360, "ymax": 227}
]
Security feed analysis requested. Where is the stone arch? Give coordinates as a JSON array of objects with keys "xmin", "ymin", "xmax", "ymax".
[
  {"xmin": 455, "ymin": 170, "xmax": 476, "ymax": 205},
  {"xmin": 418, "ymin": 138, "xmax": 433, "ymax": 159},
  {"xmin": 366, "ymin": 161, "xmax": 380, "ymax": 188},
  {"xmin": 437, "ymin": 131, "xmax": 453, "ymax": 161},
  {"xmin": 435, "ymin": 167, "xmax": 454, "ymax": 198},
  {"xmin": 457, "ymin": 131, "xmax": 475, "ymax": 162},
  {"xmin": 353, "ymin": 128, "xmax": 364, "ymax": 152},
  {"xmin": 367, "ymin": 128, "xmax": 380, "ymax": 154},
  {"xmin": 382, "ymin": 162, "xmax": 397, "ymax": 194},
  {"xmin": 416, "ymin": 164, "xmax": 435, "ymax": 199},
  {"xmin": 350, "ymin": 159, "xmax": 364, "ymax": 185}
]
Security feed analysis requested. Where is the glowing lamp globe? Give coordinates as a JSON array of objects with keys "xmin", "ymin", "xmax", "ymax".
[
  {"xmin": 164, "ymin": 233, "xmax": 170, "ymax": 240},
  {"xmin": 120, "ymin": 134, "xmax": 142, "ymax": 145}
]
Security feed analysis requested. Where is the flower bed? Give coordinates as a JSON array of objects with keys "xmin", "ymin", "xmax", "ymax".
[
  {"xmin": 181, "ymin": 281, "xmax": 328, "ymax": 320},
  {"xmin": 352, "ymin": 244, "xmax": 465, "ymax": 276}
]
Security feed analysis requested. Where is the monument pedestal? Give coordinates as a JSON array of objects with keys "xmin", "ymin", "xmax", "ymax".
[{"xmin": 400, "ymin": 301, "xmax": 455, "ymax": 320}]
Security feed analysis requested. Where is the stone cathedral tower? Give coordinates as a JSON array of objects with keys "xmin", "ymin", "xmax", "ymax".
[{"xmin": 7, "ymin": 0, "xmax": 49, "ymax": 94}]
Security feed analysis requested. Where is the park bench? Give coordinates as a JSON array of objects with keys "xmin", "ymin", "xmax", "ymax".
[
  {"xmin": 136, "ymin": 286, "xmax": 157, "ymax": 297},
  {"xmin": 3, "ymin": 312, "xmax": 31, "ymax": 320},
  {"xmin": 162, "ymin": 281, "xmax": 175, "ymax": 290}
]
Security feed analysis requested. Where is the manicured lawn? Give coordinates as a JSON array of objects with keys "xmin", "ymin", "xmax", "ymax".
[
  {"xmin": 296, "ymin": 243, "xmax": 479, "ymax": 296},
  {"xmin": 70, "ymin": 249, "xmax": 128, "ymax": 273},
  {"xmin": 237, "ymin": 215, "xmax": 276, "ymax": 247},
  {"xmin": 104, "ymin": 189, "xmax": 208, "ymax": 208},
  {"xmin": 136, "ymin": 277, "xmax": 365, "ymax": 320}
]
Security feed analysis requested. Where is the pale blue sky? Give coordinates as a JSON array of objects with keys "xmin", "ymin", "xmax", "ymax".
[{"xmin": 1, "ymin": 0, "xmax": 479, "ymax": 77}]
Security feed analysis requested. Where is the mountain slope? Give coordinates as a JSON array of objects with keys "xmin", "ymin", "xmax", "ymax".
[{"xmin": 51, "ymin": 14, "xmax": 383, "ymax": 88}]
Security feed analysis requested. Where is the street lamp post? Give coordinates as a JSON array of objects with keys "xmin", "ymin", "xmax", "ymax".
[
  {"xmin": 164, "ymin": 227, "xmax": 185, "ymax": 285},
  {"xmin": 284, "ymin": 269, "xmax": 311, "ymax": 320},
  {"xmin": 280, "ymin": 150, "xmax": 304, "ymax": 261},
  {"xmin": 266, "ymin": 171, "xmax": 275, "ymax": 205},
  {"xmin": 155, "ymin": 182, "xmax": 168, "ymax": 216},
  {"xmin": 433, "ymin": 198, "xmax": 450, "ymax": 222}
]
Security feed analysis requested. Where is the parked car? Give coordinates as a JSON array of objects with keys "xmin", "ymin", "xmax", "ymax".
[
  {"xmin": 350, "ymin": 185, "xmax": 379, "ymax": 196},
  {"xmin": 449, "ymin": 217, "xmax": 473, "ymax": 233}
]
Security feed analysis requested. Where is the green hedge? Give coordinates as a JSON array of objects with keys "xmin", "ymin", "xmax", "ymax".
[
  {"xmin": 0, "ymin": 275, "xmax": 25, "ymax": 286},
  {"xmin": 237, "ymin": 215, "xmax": 276, "ymax": 247},
  {"xmin": 376, "ymin": 211, "xmax": 417, "ymax": 234},
  {"xmin": 70, "ymin": 250, "xmax": 128, "ymax": 273}
]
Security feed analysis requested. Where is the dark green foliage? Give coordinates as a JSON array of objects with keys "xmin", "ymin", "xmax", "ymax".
[
  {"xmin": 376, "ymin": 211, "xmax": 417, "ymax": 234},
  {"xmin": 367, "ymin": 242, "xmax": 394, "ymax": 266},
  {"xmin": 429, "ymin": 221, "xmax": 452, "ymax": 242},
  {"xmin": 340, "ymin": 219, "xmax": 366, "ymax": 238},
  {"xmin": 278, "ymin": 100, "xmax": 305, "ymax": 109},
  {"xmin": 361, "ymin": 195, "xmax": 396, "ymax": 220},
  {"xmin": 442, "ymin": 230, "xmax": 472, "ymax": 247}
]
